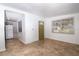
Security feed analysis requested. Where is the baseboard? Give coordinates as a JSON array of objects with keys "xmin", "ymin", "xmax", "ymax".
[
  {"xmin": 45, "ymin": 38, "xmax": 79, "ymax": 45},
  {"xmin": 18, "ymin": 38, "xmax": 39, "ymax": 45},
  {"xmin": 18, "ymin": 38, "xmax": 28, "ymax": 44},
  {"xmin": 0, "ymin": 48, "xmax": 6, "ymax": 52},
  {"xmin": 26, "ymin": 40, "xmax": 38, "ymax": 44}
]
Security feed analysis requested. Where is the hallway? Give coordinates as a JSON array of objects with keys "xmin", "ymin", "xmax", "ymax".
[{"xmin": 0, "ymin": 38, "xmax": 79, "ymax": 56}]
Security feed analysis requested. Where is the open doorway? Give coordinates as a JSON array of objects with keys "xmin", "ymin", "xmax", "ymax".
[{"xmin": 4, "ymin": 10, "xmax": 24, "ymax": 49}]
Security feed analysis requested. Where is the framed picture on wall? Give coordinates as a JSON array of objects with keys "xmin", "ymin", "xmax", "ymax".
[{"xmin": 52, "ymin": 17, "xmax": 74, "ymax": 34}]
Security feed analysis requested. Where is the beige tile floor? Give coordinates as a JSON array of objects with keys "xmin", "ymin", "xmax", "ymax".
[{"xmin": 0, "ymin": 38, "xmax": 79, "ymax": 56}]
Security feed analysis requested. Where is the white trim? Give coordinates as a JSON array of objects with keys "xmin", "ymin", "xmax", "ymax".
[
  {"xmin": 18, "ymin": 38, "xmax": 27, "ymax": 44},
  {"xmin": 45, "ymin": 38, "xmax": 79, "ymax": 45},
  {"xmin": 0, "ymin": 48, "xmax": 6, "ymax": 52}
]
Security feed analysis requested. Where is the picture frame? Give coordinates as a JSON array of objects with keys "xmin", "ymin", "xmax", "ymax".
[{"xmin": 52, "ymin": 17, "xmax": 74, "ymax": 34}]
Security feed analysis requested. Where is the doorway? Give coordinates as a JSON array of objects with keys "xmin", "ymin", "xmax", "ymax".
[{"xmin": 4, "ymin": 10, "xmax": 24, "ymax": 49}]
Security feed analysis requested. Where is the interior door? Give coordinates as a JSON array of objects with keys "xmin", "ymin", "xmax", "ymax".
[{"xmin": 39, "ymin": 21, "xmax": 44, "ymax": 44}]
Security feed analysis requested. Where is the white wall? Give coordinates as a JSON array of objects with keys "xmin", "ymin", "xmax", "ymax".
[
  {"xmin": 17, "ymin": 9, "xmax": 41, "ymax": 44},
  {"xmin": 0, "ymin": 8, "xmax": 5, "ymax": 51},
  {"xmin": 24, "ymin": 13, "xmax": 41, "ymax": 44},
  {"xmin": 18, "ymin": 18, "xmax": 25, "ymax": 43},
  {"xmin": 45, "ymin": 13, "xmax": 79, "ymax": 44}
]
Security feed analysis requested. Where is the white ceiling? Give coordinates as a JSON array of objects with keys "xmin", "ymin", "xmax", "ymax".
[
  {"xmin": 5, "ymin": 10, "xmax": 24, "ymax": 22},
  {"xmin": 1, "ymin": 3, "xmax": 79, "ymax": 17}
]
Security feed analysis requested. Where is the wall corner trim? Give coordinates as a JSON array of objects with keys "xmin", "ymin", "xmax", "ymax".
[{"xmin": 0, "ymin": 48, "xmax": 6, "ymax": 52}]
